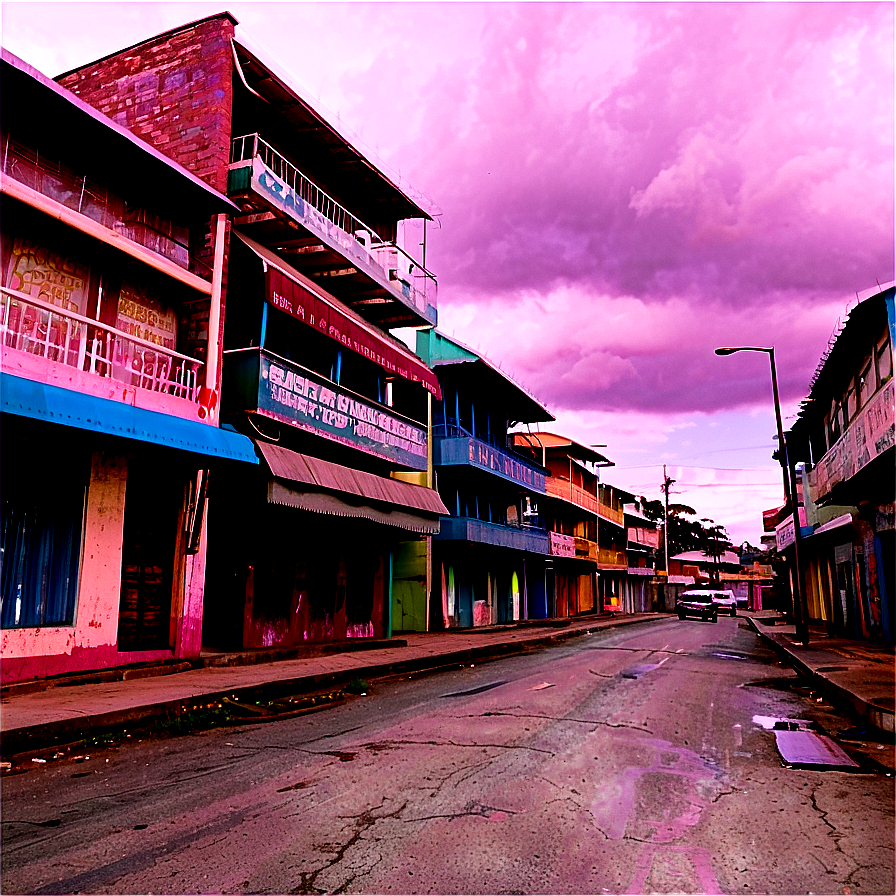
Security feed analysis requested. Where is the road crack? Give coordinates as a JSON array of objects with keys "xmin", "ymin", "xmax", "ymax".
[{"xmin": 290, "ymin": 800, "xmax": 406, "ymax": 895}]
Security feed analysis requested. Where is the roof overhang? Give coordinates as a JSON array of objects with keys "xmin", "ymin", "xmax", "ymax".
[{"xmin": 1, "ymin": 49, "xmax": 237, "ymax": 220}]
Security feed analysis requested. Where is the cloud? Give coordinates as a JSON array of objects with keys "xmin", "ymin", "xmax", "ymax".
[
  {"xmin": 438, "ymin": 284, "xmax": 845, "ymax": 416},
  {"xmin": 389, "ymin": 3, "xmax": 893, "ymax": 308}
]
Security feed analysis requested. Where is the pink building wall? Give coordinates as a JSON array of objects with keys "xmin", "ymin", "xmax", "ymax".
[{"xmin": 1, "ymin": 451, "xmax": 207, "ymax": 684}]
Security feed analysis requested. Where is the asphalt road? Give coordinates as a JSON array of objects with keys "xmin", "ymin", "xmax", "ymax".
[{"xmin": 2, "ymin": 616, "xmax": 893, "ymax": 895}]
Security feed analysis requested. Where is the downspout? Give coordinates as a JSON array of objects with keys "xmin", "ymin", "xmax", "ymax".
[
  {"xmin": 386, "ymin": 548, "xmax": 393, "ymax": 639},
  {"xmin": 206, "ymin": 213, "xmax": 228, "ymax": 394}
]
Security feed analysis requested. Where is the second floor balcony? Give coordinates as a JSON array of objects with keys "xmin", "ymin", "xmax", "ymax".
[
  {"xmin": 434, "ymin": 424, "xmax": 547, "ymax": 493},
  {"xmin": 545, "ymin": 476, "xmax": 625, "ymax": 526},
  {"xmin": 808, "ymin": 377, "xmax": 895, "ymax": 503},
  {"xmin": 435, "ymin": 516, "xmax": 550, "ymax": 554},
  {"xmin": 1, "ymin": 286, "xmax": 205, "ymax": 418},
  {"xmin": 228, "ymin": 135, "xmax": 437, "ymax": 329}
]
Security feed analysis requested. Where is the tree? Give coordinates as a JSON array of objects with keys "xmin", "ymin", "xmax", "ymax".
[{"xmin": 638, "ymin": 497, "xmax": 731, "ymax": 560}]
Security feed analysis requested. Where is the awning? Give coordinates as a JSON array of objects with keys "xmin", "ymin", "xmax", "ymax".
[
  {"xmin": 258, "ymin": 441, "xmax": 448, "ymax": 534},
  {"xmin": 1, "ymin": 373, "xmax": 258, "ymax": 464},
  {"xmin": 808, "ymin": 513, "xmax": 856, "ymax": 538},
  {"xmin": 233, "ymin": 232, "xmax": 441, "ymax": 398}
]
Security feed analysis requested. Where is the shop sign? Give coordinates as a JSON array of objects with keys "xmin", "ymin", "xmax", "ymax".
[
  {"xmin": 259, "ymin": 355, "xmax": 427, "ymax": 471},
  {"xmin": 116, "ymin": 282, "xmax": 177, "ymax": 348},
  {"xmin": 467, "ymin": 440, "xmax": 546, "ymax": 491},
  {"xmin": 266, "ymin": 268, "xmax": 440, "ymax": 397},
  {"xmin": 811, "ymin": 380, "xmax": 895, "ymax": 498},
  {"xmin": 776, "ymin": 516, "xmax": 795, "ymax": 551},
  {"xmin": 628, "ymin": 526, "xmax": 660, "ymax": 548},
  {"xmin": 550, "ymin": 531, "xmax": 576, "ymax": 557}
]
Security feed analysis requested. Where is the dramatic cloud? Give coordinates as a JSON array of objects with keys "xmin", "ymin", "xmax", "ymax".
[{"xmin": 396, "ymin": 3, "xmax": 893, "ymax": 311}]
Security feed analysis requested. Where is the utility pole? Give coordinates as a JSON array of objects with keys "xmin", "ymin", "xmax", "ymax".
[{"xmin": 661, "ymin": 465, "xmax": 675, "ymax": 575}]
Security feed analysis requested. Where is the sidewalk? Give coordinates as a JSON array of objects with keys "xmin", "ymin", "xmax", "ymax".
[
  {"xmin": 2, "ymin": 610, "xmax": 892, "ymax": 762},
  {"xmin": 0, "ymin": 613, "xmax": 658, "ymax": 760},
  {"xmin": 746, "ymin": 611, "xmax": 895, "ymax": 735}
]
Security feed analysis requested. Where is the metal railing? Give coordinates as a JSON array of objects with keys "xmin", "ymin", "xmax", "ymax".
[
  {"xmin": 230, "ymin": 134, "xmax": 437, "ymax": 313},
  {"xmin": 2, "ymin": 137, "xmax": 210, "ymax": 279},
  {"xmin": 1, "ymin": 287, "xmax": 202, "ymax": 401},
  {"xmin": 546, "ymin": 477, "xmax": 625, "ymax": 525}
]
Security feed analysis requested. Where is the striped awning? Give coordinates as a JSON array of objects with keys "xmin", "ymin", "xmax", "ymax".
[{"xmin": 257, "ymin": 441, "xmax": 447, "ymax": 534}]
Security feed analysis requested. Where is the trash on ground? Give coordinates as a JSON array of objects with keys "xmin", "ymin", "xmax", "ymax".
[{"xmin": 775, "ymin": 730, "xmax": 859, "ymax": 769}]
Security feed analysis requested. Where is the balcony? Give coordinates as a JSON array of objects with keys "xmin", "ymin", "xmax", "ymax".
[
  {"xmin": 223, "ymin": 347, "xmax": 428, "ymax": 472},
  {"xmin": 808, "ymin": 378, "xmax": 895, "ymax": 502},
  {"xmin": 546, "ymin": 477, "xmax": 624, "ymax": 526},
  {"xmin": 228, "ymin": 135, "xmax": 436, "ymax": 329},
  {"xmin": 2, "ymin": 138, "xmax": 212, "ymax": 281},
  {"xmin": 596, "ymin": 547, "xmax": 628, "ymax": 568},
  {"xmin": 435, "ymin": 516, "xmax": 550, "ymax": 554},
  {"xmin": 433, "ymin": 425, "xmax": 547, "ymax": 492},
  {"xmin": 1, "ymin": 287, "xmax": 204, "ymax": 416}
]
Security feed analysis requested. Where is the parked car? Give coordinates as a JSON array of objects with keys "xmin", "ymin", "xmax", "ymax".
[{"xmin": 676, "ymin": 591, "xmax": 718, "ymax": 622}]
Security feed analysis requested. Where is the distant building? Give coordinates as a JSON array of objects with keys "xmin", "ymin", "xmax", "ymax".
[
  {"xmin": 623, "ymin": 499, "xmax": 660, "ymax": 613},
  {"xmin": 418, "ymin": 330, "xmax": 554, "ymax": 627},
  {"xmin": 512, "ymin": 432, "xmax": 614, "ymax": 616}
]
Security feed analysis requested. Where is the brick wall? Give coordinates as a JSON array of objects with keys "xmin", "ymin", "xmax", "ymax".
[
  {"xmin": 56, "ymin": 14, "xmax": 236, "ymax": 195},
  {"xmin": 57, "ymin": 14, "xmax": 239, "ymax": 398}
]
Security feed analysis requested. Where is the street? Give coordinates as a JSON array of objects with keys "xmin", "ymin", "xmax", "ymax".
[{"xmin": 2, "ymin": 616, "xmax": 893, "ymax": 895}]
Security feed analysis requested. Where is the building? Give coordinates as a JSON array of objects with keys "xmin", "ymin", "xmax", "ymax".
[
  {"xmin": 417, "ymin": 330, "xmax": 554, "ymax": 627},
  {"xmin": 784, "ymin": 283, "xmax": 894, "ymax": 643},
  {"xmin": 1, "ymin": 49, "xmax": 258, "ymax": 684},
  {"xmin": 623, "ymin": 499, "xmax": 660, "ymax": 613},
  {"xmin": 55, "ymin": 13, "xmax": 447, "ymax": 649},
  {"xmin": 511, "ymin": 431, "xmax": 614, "ymax": 617}
]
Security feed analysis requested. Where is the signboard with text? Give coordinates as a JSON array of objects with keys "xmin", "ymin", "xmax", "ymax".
[
  {"xmin": 467, "ymin": 439, "xmax": 546, "ymax": 491},
  {"xmin": 550, "ymin": 531, "xmax": 577, "ymax": 558},
  {"xmin": 258, "ymin": 354, "xmax": 427, "ymax": 471}
]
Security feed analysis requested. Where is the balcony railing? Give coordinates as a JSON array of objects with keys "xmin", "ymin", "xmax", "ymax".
[
  {"xmin": 434, "ymin": 424, "xmax": 547, "ymax": 492},
  {"xmin": 596, "ymin": 547, "xmax": 628, "ymax": 566},
  {"xmin": 546, "ymin": 477, "xmax": 625, "ymax": 526},
  {"xmin": 1, "ymin": 287, "xmax": 202, "ymax": 401},
  {"xmin": 230, "ymin": 134, "xmax": 436, "ymax": 316},
  {"xmin": 2, "ymin": 137, "xmax": 209, "ymax": 279}
]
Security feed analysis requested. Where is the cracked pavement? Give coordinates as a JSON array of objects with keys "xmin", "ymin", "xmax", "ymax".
[{"xmin": 1, "ymin": 616, "xmax": 893, "ymax": 894}]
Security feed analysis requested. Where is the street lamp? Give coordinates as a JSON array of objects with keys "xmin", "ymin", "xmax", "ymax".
[{"xmin": 714, "ymin": 345, "xmax": 808, "ymax": 644}]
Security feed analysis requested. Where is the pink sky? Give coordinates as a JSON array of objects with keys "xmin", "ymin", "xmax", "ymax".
[{"xmin": 2, "ymin": 2, "xmax": 893, "ymax": 546}]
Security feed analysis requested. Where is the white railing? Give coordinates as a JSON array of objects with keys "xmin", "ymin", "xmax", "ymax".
[
  {"xmin": 1, "ymin": 287, "xmax": 202, "ymax": 401},
  {"xmin": 230, "ymin": 134, "xmax": 437, "ymax": 316}
]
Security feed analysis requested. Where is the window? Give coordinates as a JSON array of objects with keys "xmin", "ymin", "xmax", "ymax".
[
  {"xmin": 858, "ymin": 357, "xmax": 874, "ymax": 409},
  {"xmin": 876, "ymin": 333, "xmax": 892, "ymax": 387},
  {"xmin": 1, "ymin": 435, "xmax": 87, "ymax": 629}
]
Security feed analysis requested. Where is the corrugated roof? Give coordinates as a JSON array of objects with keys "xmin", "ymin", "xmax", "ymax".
[{"xmin": 257, "ymin": 441, "xmax": 448, "ymax": 516}]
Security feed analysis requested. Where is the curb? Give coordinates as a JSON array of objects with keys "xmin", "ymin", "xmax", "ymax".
[
  {"xmin": 1, "ymin": 614, "xmax": 663, "ymax": 759},
  {"xmin": 747, "ymin": 618, "xmax": 895, "ymax": 735}
]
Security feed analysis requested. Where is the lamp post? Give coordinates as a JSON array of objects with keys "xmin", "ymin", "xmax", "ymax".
[{"xmin": 715, "ymin": 346, "xmax": 808, "ymax": 645}]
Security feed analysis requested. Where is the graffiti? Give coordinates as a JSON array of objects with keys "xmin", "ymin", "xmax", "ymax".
[
  {"xmin": 116, "ymin": 282, "xmax": 177, "ymax": 348},
  {"xmin": 5, "ymin": 238, "xmax": 89, "ymax": 314}
]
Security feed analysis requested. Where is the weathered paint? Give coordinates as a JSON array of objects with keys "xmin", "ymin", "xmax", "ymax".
[{"xmin": 1, "ymin": 449, "xmax": 209, "ymax": 684}]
